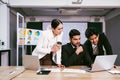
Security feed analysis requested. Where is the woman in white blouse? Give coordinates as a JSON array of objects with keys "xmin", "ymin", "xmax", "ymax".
[{"xmin": 32, "ymin": 19, "xmax": 63, "ymax": 67}]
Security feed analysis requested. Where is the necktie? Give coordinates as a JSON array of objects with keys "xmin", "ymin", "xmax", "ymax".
[
  {"xmin": 74, "ymin": 47, "xmax": 77, "ymax": 52},
  {"xmin": 93, "ymin": 46, "xmax": 98, "ymax": 55}
]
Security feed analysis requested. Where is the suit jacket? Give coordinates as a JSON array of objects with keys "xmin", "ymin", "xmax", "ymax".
[
  {"xmin": 84, "ymin": 33, "xmax": 113, "ymax": 63},
  {"xmin": 61, "ymin": 43, "xmax": 92, "ymax": 67}
]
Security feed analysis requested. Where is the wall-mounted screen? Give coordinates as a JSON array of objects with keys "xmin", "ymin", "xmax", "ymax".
[{"xmin": 27, "ymin": 22, "xmax": 42, "ymax": 30}]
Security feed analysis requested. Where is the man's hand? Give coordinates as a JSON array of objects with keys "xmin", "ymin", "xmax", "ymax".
[{"xmin": 75, "ymin": 46, "xmax": 83, "ymax": 55}]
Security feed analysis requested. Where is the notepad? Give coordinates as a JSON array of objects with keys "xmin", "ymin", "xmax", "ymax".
[
  {"xmin": 108, "ymin": 70, "xmax": 120, "ymax": 74},
  {"xmin": 62, "ymin": 69, "xmax": 86, "ymax": 73}
]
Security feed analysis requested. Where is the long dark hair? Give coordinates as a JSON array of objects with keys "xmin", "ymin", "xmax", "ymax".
[{"xmin": 51, "ymin": 19, "xmax": 63, "ymax": 29}]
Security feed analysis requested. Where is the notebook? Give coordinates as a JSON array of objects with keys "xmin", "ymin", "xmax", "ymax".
[
  {"xmin": 83, "ymin": 55, "xmax": 117, "ymax": 72},
  {"xmin": 22, "ymin": 55, "xmax": 40, "ymax": 70}
]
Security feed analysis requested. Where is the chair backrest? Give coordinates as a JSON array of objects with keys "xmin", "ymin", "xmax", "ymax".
[{"xmin": 40, "ymin": 54, "xmax": 52, "ymax": 65}]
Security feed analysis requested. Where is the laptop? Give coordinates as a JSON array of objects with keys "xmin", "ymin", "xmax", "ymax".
[
  {"xmin": 22, "ymin": 55, "xmax": 40, "ymax": 70},
  {"xmin": 83, "ymin": 55, "xmax": 117, "ymax": 72},
  {"xmin": 22, "ymin": 55, "xmax": 51, "ymax": 75}
]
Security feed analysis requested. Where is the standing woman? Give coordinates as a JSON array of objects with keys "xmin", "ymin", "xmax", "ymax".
[{"xmin": 32, "ymin": 19, "xmax": 63, "ymax": 67}]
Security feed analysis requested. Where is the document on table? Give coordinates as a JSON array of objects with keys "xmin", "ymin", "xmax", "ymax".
[
  {"xmin": 62, "ymin": 69, "xmax": 86, "ymax": 73},
  {"xmin": 37, "ymin": 68, "xmax": 86, "ymax": 73},
  {"xmin": 108, "ymin": 70, "xmax": 120, "ymax": 74}
]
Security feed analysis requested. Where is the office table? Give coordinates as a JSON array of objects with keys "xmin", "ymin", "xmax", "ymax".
[
  {"xmin": 0, "ymin": 49, "xmax": 11, "ymax": 66},
  {"xmin": 0, "ymin": 66, "xmax": 119, "ymax": 80},
  {"xmin": 0, "ymin": 66, "xmax": 25, "ymax": 80}
]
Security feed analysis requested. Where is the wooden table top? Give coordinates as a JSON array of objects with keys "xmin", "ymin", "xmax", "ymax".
[{"xmin": 0, "ymin": 66, "xmax": 120, "ymax": 80}]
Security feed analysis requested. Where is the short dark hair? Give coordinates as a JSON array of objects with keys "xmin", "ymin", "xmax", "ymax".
[
  {"xmin": 69, "ymin": 29, "xmax": 80, "ymax": 38},
  {"xmin": 85, "ymin": 27, "xmax": 99, "ymax": 39},
  {"xmin": 51, "ymin": 19, "xmax": 63, "ymax": 29}
]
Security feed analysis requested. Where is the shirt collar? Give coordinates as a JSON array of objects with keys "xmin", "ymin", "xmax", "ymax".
[
  {"xmin": 92, "ymin": 44, "xmax": 97, "ymax": 49},
  {"xmin": 70, "ymin": 43, "xmax": 76, "ymax": 48}
]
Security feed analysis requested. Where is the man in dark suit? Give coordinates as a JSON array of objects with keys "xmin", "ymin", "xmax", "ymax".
[
  {"xmin": 84, "ymin": 27, "xmax": 113, "ymax": 63},
  {"xmin": 61, "ymin": 29, "xmax": 92, "ymax": 67}
]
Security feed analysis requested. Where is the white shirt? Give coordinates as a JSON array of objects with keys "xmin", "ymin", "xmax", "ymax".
[{"xmin": 32, "ymin": 30, "xmax": 63, "ymax": 64}]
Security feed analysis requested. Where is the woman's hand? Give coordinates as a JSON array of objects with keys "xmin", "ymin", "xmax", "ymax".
[
  {"xmin": 51, "ymin": 44, "xmax": 61, "ymax": 53},
  {"xmin": 57, "ymin": 64, "xmax": 65, "ymax": 68}
]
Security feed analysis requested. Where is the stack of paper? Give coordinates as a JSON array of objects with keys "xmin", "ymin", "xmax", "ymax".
[
  {"xmin": 108, "ymin": 70, "xmax": 120, "ymax": 74},
  {"xmin": 62, "ymin": 69, "xmax": 86, "ymax": 73}
]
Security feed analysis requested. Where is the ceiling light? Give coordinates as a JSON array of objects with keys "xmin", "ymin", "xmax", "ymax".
[
  {"xmin": 59, "ymin": 9, "xmax": 81, "ymax": 15},
  {"xmin": 72, "ymin": 0, "xmax": 83, "ymax": 4}
]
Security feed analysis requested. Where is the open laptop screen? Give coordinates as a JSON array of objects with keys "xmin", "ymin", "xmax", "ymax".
[
  {"xmin": 91, "ymin": 55, "xmax": 117, "ymax": 72},
  {"xmin": 82, "ymin": 55, "xmax": 117, "ymax": 72}
]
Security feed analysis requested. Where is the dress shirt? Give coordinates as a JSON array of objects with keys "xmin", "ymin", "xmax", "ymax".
[
  {"xmin": 32, "ymin": 30, "xmax": 63, "ymax": 64},
  {"xmin": 92, "ymin": 44, "xmax": 99, "ymax": 55}
]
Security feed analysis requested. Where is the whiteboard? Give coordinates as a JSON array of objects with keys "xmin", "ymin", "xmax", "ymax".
[{"xmin": 43, "ymin": 22, "xmax": 87, "ymax": 45}]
